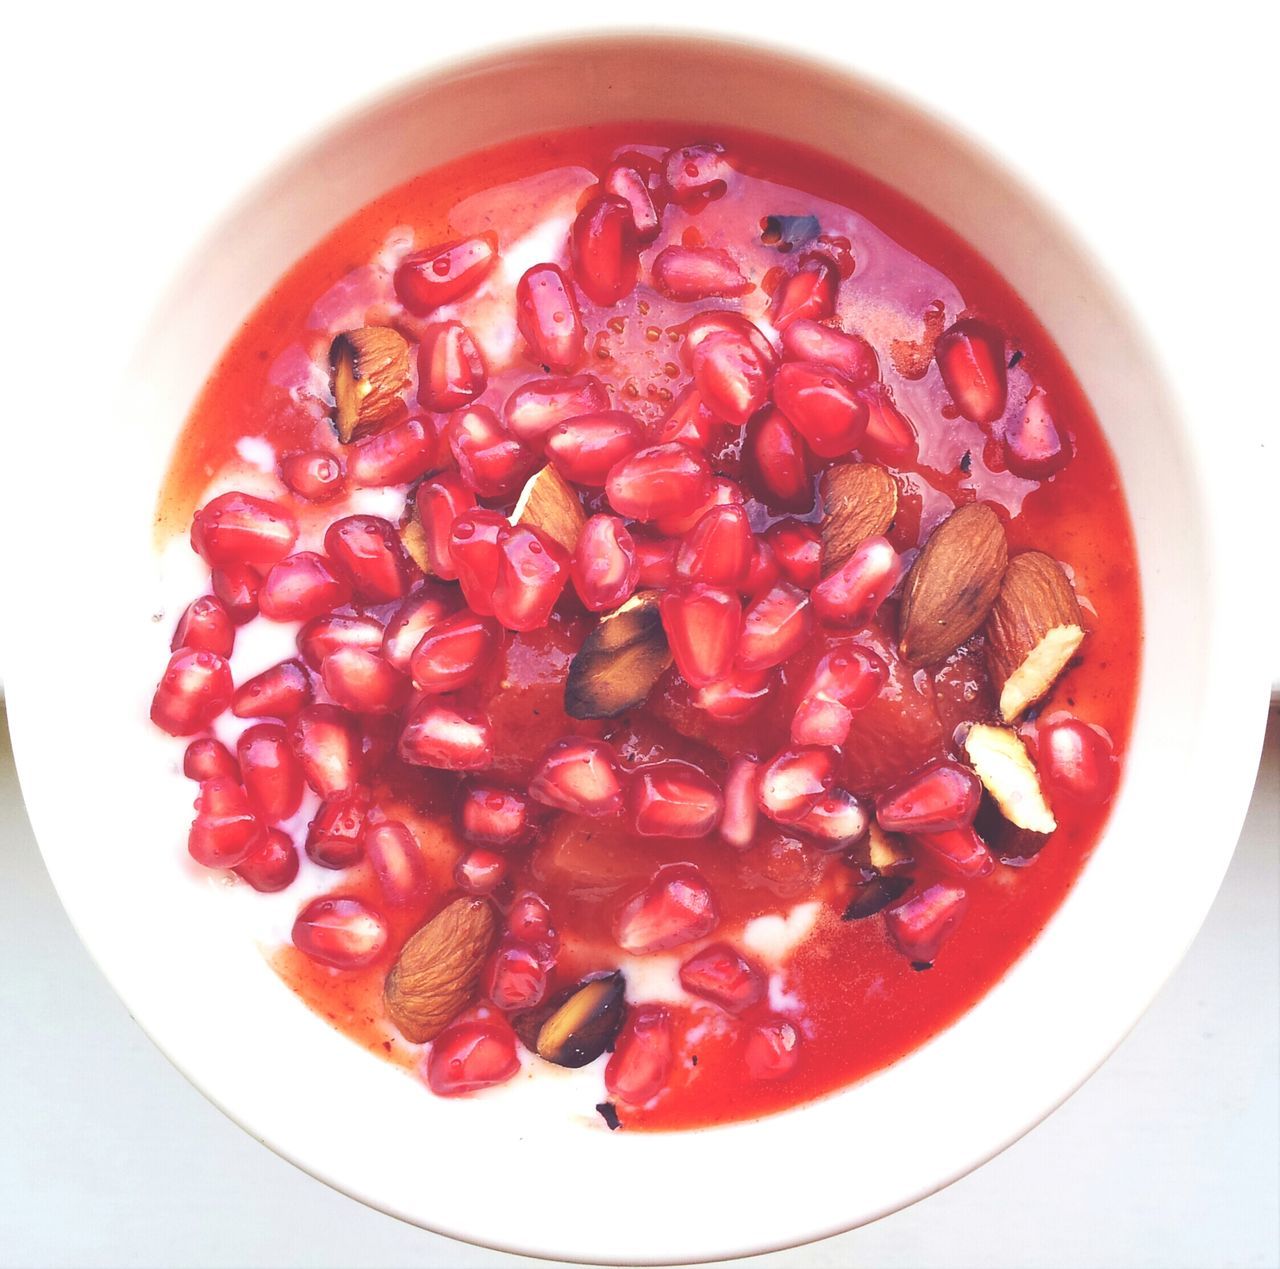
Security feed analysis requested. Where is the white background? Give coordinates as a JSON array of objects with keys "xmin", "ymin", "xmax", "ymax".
[{"xmin": 1, "ymin": 1, "xmax": 1277, "ymax": 1266}]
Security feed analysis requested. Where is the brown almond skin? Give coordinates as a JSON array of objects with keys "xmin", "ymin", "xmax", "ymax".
[
  {"xmin": 898, "ymin": 502, "xmax": 1008, "ymax": 665},
  {"xmin": 564, "ymin": 591, "xmax": 672, "ymax": 719},
  {"xmin": 384, "ymin": 897, "xmax": 495, "ymax": 1043},
  {"xmin": 514, "ymin": 466, "xmax": 587, "ymax": 554},
  {"xmin": 819, "ymin": 463, "xmax": 899, "ymax": 574},
  {"xmin": 330, "ymin": 326, "xmax": 410, "ymax": 443}
]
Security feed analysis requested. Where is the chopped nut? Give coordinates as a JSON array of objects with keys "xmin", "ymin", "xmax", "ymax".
[
  {"xmin": 565, "ymin": 591, "xmax": 672, "ymax": 720},
  {"xmin": 330, "ymin": 326, "xmax": 410, "ymax": 442},
  {"xmin": 399, "ymin": 499, "xmax": 431, "ymax": 572},
  {"xmin": 964, "ymin": 723, "xmax": 1056, "ymax": 834},
  {"xmin": 511, "ymin": 465, "xmax": 587, "ymax": 554},
  {"xmin": 534, "ymin": 972, "xmax": 627, "ymax": 1068},
  {"xmin": 867, "ymin": 821, "xmax": 912, "ymax": 872},
  {"xmin": 819, "ymin": 462, "xmax": 899, "ymax": 574}
]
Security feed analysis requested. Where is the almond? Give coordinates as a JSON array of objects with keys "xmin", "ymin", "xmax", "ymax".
[
  {"xmin": 564, "ymin": 591, "xmax": 672, "ymax": 719},
  {"xmin": 888, "ymin": 300, "xmax": 946, "ymax": 379},
  {"xmin": 818, "ymin": 462, "xmax": 899, "ymax": 574},
  {"xmin": 964, "ymin": 723, "xmax": 1056, "ymax": 834},
  {"xmin": 398, "ymin": 499, "xmax": 431, "ymax": 573},
  {"xmin": 867, "ymin": 820, "xmax": 912, "ymax": 872},
  {"xmin": 898, "ymin": 502, "xmax": 1008, "ymax": 665},
  {"xmin": 985, "ymin": 551, "xmax": 1085, "ymax": 721},
  {"xmin": 511, "ymin": 465, "xmax": 587, "ymax": 554},
  {"xmin": 383, "ymin": 896, "xmax": 495, "ymax": 1043},
  {"xmin": 330, "ymin": 326, "xmax": 410, "ymax": 443}
]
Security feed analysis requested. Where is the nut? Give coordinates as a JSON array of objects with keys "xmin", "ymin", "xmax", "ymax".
[
  {"xmin": 985, "ymin": 551, "xmax": 1085, "ymax": 721},
  {"xmin": 383, "ymin": 896, "xmax": 495, "ymax": 1042},
  {"xmin": 399, "ymin": 498, "xmax": 431, "ymax": 572},
  {"xmin": 888, "ymin": 300, "xmax": 946, "ymax": 379},
  {"xmin": 964, "ymin": 723, "xmax": 1056, "ymax": 834},
  {"xmin": 818, "ymin": 462, "xmax": 899, "ymax": 574},
  {"xmin": 511, "ymin": 465, "xmax": 587, "ymax": 554},
  {"xmin": 533, "ymin": 971, "xmax": 628, "ymax": 1068},
  {"xmin": 867, "ymin": 820, "xmax": 912, "ymax": 872},
  {"xmin": 564, "ymin": 591, "xmax": 672, "ymax": 720},
  {"xmin": 330, "ymin": 326, "xmax": 410, "ymax": 443},
  {"xmin": 898, "ymin": 502, "xmax": 1008, "ymax": 665}
]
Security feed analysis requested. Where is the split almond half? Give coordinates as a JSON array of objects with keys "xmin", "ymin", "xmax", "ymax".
[
  {"xmin": 985, "ymin": 551, "xmax": 1085, "ymax": 721},
  {"xmin": 964, "ymin": 723, "xmax": 1056, "ymax": 834},
  {"xmin": 564, "ymin": 591, "xmax": 672, "ymax": 720},
  {"xmin": 399, "ymin": 499, "xmax": 432, "ymax": 573},
  {"xmin": 330, "ymin": 326, "xmax": 411, "ymax": 443},
  {"xmin": 511, "ymin": 465, "xmax": 587, "ymax": 554},
  {"xmin": 818, "ymin": 462, "xmax": 898, "ymax": 574}
]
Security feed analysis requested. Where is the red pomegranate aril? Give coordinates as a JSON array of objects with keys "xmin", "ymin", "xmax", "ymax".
[
  {"xmin": 652, "ymin": 245, "xmax": 750, "ymax": 301},
  {"xmin": 770, "ymin": 256, "xmax": 839, "ymax": 328},
  {"xmin": 258, "ymin": 552, "xmax": 350, "ymax": 623},
  {"xmin": 659, "ymin": 585, "xmax": 741, "ymax": 687},
  {"xmin": 654, "ymin": 475, "xmax": 743, "ymax": 537},
  {"xmin": 289, "ymin": 704, "xmax": 363, "ymax": 798},
  {"xmin": 792, "ymin": 788, "xmax": 869, "ymax": 850},
  {"xmin": 191, "ymin": 491, "xmax": 298, "ymax": 569},
  {"xmin": 484, "ymin": 939, "xmax": 548, "ymax": 1011},
  {"xmin": 424, "ymin": 1018, "xmax": 520, "ymax": 1096},
  {"xmin": 446, "ymin": 405, "xmax": 538, "ymax": 499},
  {"xmin": 171, "ymin": 595, "xmax": 234, "ymax": 658},
  {"xmin": 347, "ymin": 415, "xmax": 440, "ymax": 487},
  {"xmin": 414, "ymin": 473, "xmax": 476, "ymax": 582},
  {"xmin": 691, "ymin": 329, "xmax": 771, "ymax": 426},
  {"xmin": 516, "ymin": 263, "xmax": 584, "ymax": 371},
  {"xmin": 455, "ymin": 846, "xmax": 507, "ymax": 895},
  {"xmin": 606, "ymin": 442, "xmax": 711, "ymax": 522},
  {"xmin": 297, "ymin": 615, "xmax": 383, "ymax": 673},
  {"xmin": 394, "ymin": 233, "xmax": 498, "ymax": 314},
  {"xmin": 772, "ymin": 361, "xmax": 868, "ymax": 459},
  {"xmin": 572, "ymin": 515, "xmax": 639, "ymax": 612},
  {"xmin": 781, "ymin": 320, "xmax": 878, "ymax": 386},
  {"xmin": 571, "ymin": 193, "xmax": 640, "ymax": 306},
  {"xmin": 744, "ymin": 1019, "xmax": 801, "ymax": 1080},
  {"xmin": 811, "ymin": 536, "xmax": 901, "ymax": 628},
  {"xmin": 719, "ymin": 756, "xmax": 761, "ymax": 849},
  {"xmin": 504, "ymin": 374, "xmax": 610, "ymax": 448},
  {"xmin": 764, "ymin": 520, "xmax": 822, "ymax": 589},
  {"xmin": 633, "ymin": 535, "xmax": 677, "ymax": 588},
  {"xmin": 210, "ymin": 562, "xmax": 261, "ymax": 624},
  {"xmin": 305, "ymin": 789, "xmax": 371, "ymax": 869},
  {"xmin": 791, "ymin": 644, "xmax": 888, "ymax": 746},
  {"xmin": 235, "ymin": 828, "xmax": 299, "ymax": 893},
  {"xmin": 150, "ymin": 649, "xmax": 233, "ymax": 736},
  {"xmin": 877, "ymin": 761, "xmax": 982, "ymax": 834},
  {"xmin": 280, "ymin": 450, "xmax": 344, "ymax": 502},
  {"xmin": 744, "ymin": 409, "xmax": 812, "ymax": 511},
  {"xmin": 492, "ymin": 525, "xmax": 570, "ymax": 632},
  {"xmin": 381, "ymin": 585, "xmax": 456, "ymax": 673},
  {"xmin": 885, "ymin": 883, "xmax": 968, "ymax": 964},
  {"xmin": 652, "ymin": 385, "xmax": 720, "ymax": 450},
  {"xmin": 758, "ymin": 747, "xmax": 837, "ymax": 824},
  {"xmin": 232, "ymin": 658, "xmax": 313, "ymax": 719},
  {"xmin": 364, "ymin": 820, "xmax": 430, "ymax": 905},
  {"xmin": 603, "ymin": 164, "xmax": 660, "ymax": 242},
  {"xmin": 409, "ymin": 609, "xmax": 499, "ymax": 693},
  {"xmin": 237, "ymin": 722, "xmax": 305, "ymax": 822},
  {"xmin": 418, "ymin": 320, "xmax": 487, "ymax": 412},
  {"xmin": 292, "ymin": 896, "xmax": 388, "ymax": 970},
  {"xmin": 605, "ymin": 1005, "xmax": 673, "ymax": 1106},
  {"xmin": 321, "ymin": 647, "xmax": 408, "ymax": 715},
  {"xmin": 935, "ymin": 318, "xmax": 1008, "ymax": 424},
  {"xmin": 681, "ymin": 310, "xmax": 779, "ymax": 371},
  {"xmin": 860, "ymin": 384, "xmax": 919, "ymax": 465},
  {"xmin": 1004, "ymin": 387, "xmax": 1072, "ymax": 478},
  {"xmin": 507, "ymin": 891, "xmax": 558, "ymax": 956},
  {"xmin": 630, "ymin": 761, "xmax": 724, "ymax": 838},
  {"xmin": 912, "ymin": 825, "xmax": 994, "ymax": 879},
  {"xmin": 614, "ymin": 863, "xmax": 719, "ymax": 954},
  {"xmin": 680, "ymin": 943, "xmax": 765, "ymax": 1012},
  {"xmin": 692, "ymin": 664, "xmax": 775, "ymax": 721},
  {"xmin": 183, "ymin": 737, "xmax": 238, "ymax": 782},
  {"xmin": 398, "ymin": 699, "xmax": 493, "ymax": 770},
  {"xmin": 529, "ymin": 736, "xmax": 625, "ymax": 817},
  {"xmin": 449, "ymin": 509, "xmax": 508, "ymax": 616},
  {"xmin": 544, "ymin": 411, "xmax": 640, "ymax": 486},
  {"xmin": 744, "ymin": 538, "xmax": 782, "ymax": 596},
  {"xmin": 456, "ymin": 782, "xmax": 533, "ymax": 849},
  {"xmin": 737, "ymin": 583, "xmax": 813, "ymax": 672},
  {"xmin": 1037, "ymin": 717, "xmax": 1116, "ymax": 805},
  {"xmin": 323, "ymin": 515, "xmax": 410, "ymax": 604},
  {"xmin": 663, "ymin": 142, "xmax": 730, "ymax": 203},
  {"xmin": 187, "ymin": 776, "xmax": 265, "ymax": 869},
  {"xmin": 675, "ymin": 504, "xmax": 753, "ymax": 587}
]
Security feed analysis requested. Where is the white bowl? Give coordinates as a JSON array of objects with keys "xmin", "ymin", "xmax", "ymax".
[{"xmin": 5, "ymin": 33, "xmax": 1271, "ymax": 1265}]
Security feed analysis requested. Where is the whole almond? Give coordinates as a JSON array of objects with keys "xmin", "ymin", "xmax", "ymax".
[
  {"xmin": 898, "ymin": 502, "xmax": 1008, "ymax": 664},
  {"xmin": 819, "ymin": 462, "xmax": 899, "ymax": 574},
  {"xmin": 330, "ymin": 326, "xmax": 410, "ymax": 443}
]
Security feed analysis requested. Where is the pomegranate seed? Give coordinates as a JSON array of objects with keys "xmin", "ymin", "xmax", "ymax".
[
  {"xmin": 680, "ymin": 943, "xmax": 765, "ymax": 1012},
  {"xmin": 529, "ymin": 736, "xmax": 625, "ymax": 817},
  {"xmin": 1037, "ymin": 717, "xmax": 1116, "ymax": 804},
  {"xmin": 484, "ymin": 938, "xmax": 548, "ymax": 1010},
  {"xmin": 792, "ymin": 788, "xmax": 869, "ymax": 850},
  {"xmin": 231, "ymin": 661, "xmax": 313, "ymax": 724},
  {"xmin": 321, "ymin": 647, "xmax": 408, "ymax": 715},
  {"xmin": 151, "ymin": 649, "xmax": 232, "ymax": 736},
  {"xmin": 762, "ymin": 520, "xmax": 821, "ymax": 589},
  {"xmin": 603, "ymin": 164, "xmax": 661, "ymax": 242},
  {"xmin": 682, "ymin": 310, "xmax": 778, "ymax": 370},
  {"xmin": 885, "ymin": 883, "xmax": 968, "ymax": 964},
  {"xmin": 297, "ymin": 615, "xmax": 383, "ymax": 673},
  {"xmin": 289, "ymin": 703, "xmax": 363, "ymax": 798},
  {"xmin": 280, "ymin": 450, "xmax": 344, "ymax": 502},
  {"xmin": 409, "ymin": 608, "xmax": 500, "ymax": 693},
  {"xmin": 877, "ymin": 761, "xmax": 982, "ymax": 834},
  {"xmin": 912, "ymin": 825, "xmax": 994, "ymax": 879},
  {"xmin": 606, "ymin": 442, "xmax": 711, "ymax": 522},
  {"xmin": 781, "ymin": 320, "xmax": 877, "ymax": 386},
  {"xmin": 394, "ymin": 233, "xmax": 498, "ymax": 314},
  {"xmin": 791, "ymin": 644, "xmax": 888, "ymax": 746},
  {"xmin": 235, "ymin": 828, "xmax": 299, "ymax": 892},
  {"xmin": 570, "ymin": 193, "xmax": 639, "ymax": 306},
  {"xmin": 347, "ymin": 415, "xmax": 439, "ymax": 487},
  {"xmin": 675, "ymin": 504, "xmax": 753, "ymax": 587},
  {"xmin": 935, "ymin": 318, "xmax": 1008, "ymax": 423},
  {"xmin": 663, "ymin": 143, "xmax": 729, "ymax": 203},
  {"xmin": 692, "ymin": 664, "xmax": 775, "ymax": 721},
  {"xmin": 187, "ymin": 776, "xmax": 265, "ymax": 869},
  {"xmin": 744, "ymin": 539, "xmax": 782, "ymax": 596},
  {"xmin": 258, "ymin": 552, "xmax": 350, "ymax": 623},
  {"xmin": 614, "ymin": 863, "xmax": 719, "ymax": 954},
  {"xmin": 772, "ymin": 361, "xmax": 868, "ymax": 458},
  {"xmin": 292, "ymin": 896, "xmax": 388, "ymax": 969},
  {"xmin": 633, "ymin": 535, "xmax": 677, "ymax": 588},
  {"xmin": 504, "ymin": 374, "xmax": 610, "ymax": 448},
  {"xmin": 652, "ymin": 385, "xmax": 720, "ymax": 450},
  {"xmin": 860, "ymin": 384, "xmax": 918, "ymax": 465},
  {"xmin": 516, "ymin": 263, "xmax": 584, "ymax": 371},
  {"xmin": 210, "ymin": 562, "xmax": 261, "ymax": 624},
  {"xmin": 691, "ymin": 329, "xmax": 771, "ymax": 425},
  {"xmin": 445, "ymin": 405, "xmax": 538, "ymax": 499},
  {"xmin": 324, "ymin": 515, "xmax": 411, "ymax": 604},
  {"xmin": 237, "ymin": 722, "xmax": 305, "ymax": 822},
  {"xmin": 572, "ymin": 515, "xmax": 639, "ymax": 612},
  {"xmin": 652, "ymin": 245, "xmax": 750, "ymax": 301},
  {"xmin": 630, "ymin": 761, "xmax": 724, "ymax": 838},
  {"xmin": 191, "ymin": 491, "xmax": 298, "ymax": 569},
  {"xmin": 770, "ymin": 255, "xmax": 839, "ymax": 327},
  {"xmin": 544, "ymin": 411, "xmax": 640, "ymax": 487},
  {"xmin": 424, "ymin": 1018, "xmax": 520, "ymax": 1096},
  {"xmin": 418, "ymin": 320, "xmax": 487, "ymax": 412},
  {"xmin": 1004, "ymin": 387, "xmax": 1072, "ymax": 478},
  {"xmin": 605, "ymin": 1005, "xmax": 673, "ymax": 1106},
  {"xmin": 398, "ymin": 699, "xmax": 493, "ymax": 770},
  {"xmin": 305, "ymin": 789, "xmax": 370, "ymax": 869},
  {"xmin": 183, "ymin": 737, "xmax": 238, "ymax": 782},
  {"xmin": 659, "ymin": 585, "xmax": 741, "ymax": 687},
  {"xmin": 381, "ymin": 584, "xmax": 456, "ymax": 673},
  {"xmin": 413, "ymin": 473, "xmax": 476, "ymax": 582},
  {"xmin": 743, "ymin": 1019, "xmax": 801, "ymax": 1080},
  {"xmin": 711, "ymin": 754, "xmax": 761, "ymax": 850},
  {"xmin": 508, "ymin": 892, "xmax": 559, "ymax": 960},
  {"xmin": 654, "ymin": 475, "xmax": 743, "ymax": 538},
  {"xmin": 811, "ymin": 535, "xmax": 901, "ymax": 628},
  {"xmin": 171, "ymin": 595, "xmax": 234, "ymax": 658},
  {"xmin": 758, "ymin": 747, "xmax": 837, "ymax": 824},
  {"xmin": 449, "ymin": 508, "xmax": 508, "ymax": 616},
  {"xmin": 737, "ymin": 582, "xmax": 813, "ymax": 672},
  {"xmin": 364, "ymin": 820, "xmax": 430, "ymax": 905},
  {"xmin": 744, "ymin": 409, "xmax": 812, "ymax": 511},
  {"xmin": 456, "ymin": 782, "xmax": 534, "ymax": 849},
  {"xmin": 492, "ymin": 525, "xmax": 570, "ymax": 632},
  {"xmin": 455, "ymin": 846, "xmax": 507, "ymax": 895}
]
